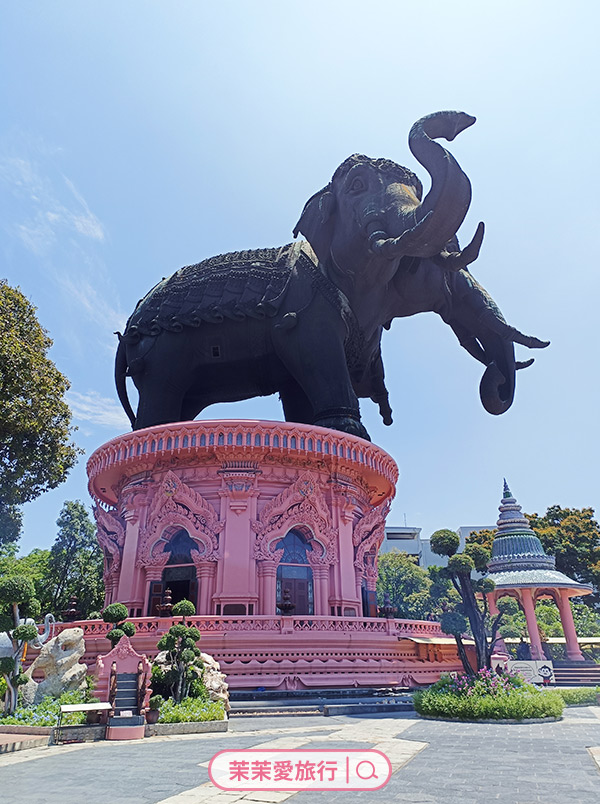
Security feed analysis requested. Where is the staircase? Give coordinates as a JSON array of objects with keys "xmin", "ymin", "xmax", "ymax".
[
  {"xmin": 107, "ymin": 673, "xmax": 145, "ymax": 740},
  {"xmin": 553, "ymin": 661, "xmax": 600, "ymax": 687},
  {"xmin": 229, "ymin": 686, "xmax": 415, "ymax": 717}
]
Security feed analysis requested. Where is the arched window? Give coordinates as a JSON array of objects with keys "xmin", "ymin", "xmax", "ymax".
[
  {"xmin": 147, "ymin": 528, "xmax": 198, "ymax": 616},
  {"xmin": 275, "ymin": 529, "xmax": 314, "ymax": 616}
]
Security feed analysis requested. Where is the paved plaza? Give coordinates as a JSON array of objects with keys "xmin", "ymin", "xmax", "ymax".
[{"xmin": 2, "ymin": 708, "xmax": 600, "ymax": 804}]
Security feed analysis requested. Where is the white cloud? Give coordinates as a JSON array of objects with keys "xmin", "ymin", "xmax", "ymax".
[
  {"xmin": 57, "ymin": 273, "xmax": 127, "ymax": 334},
  {"xmin": 67, "ymin": 390, "xmax": 131, "ymax": 430},
  {"xmin": 0, "ymin": 155, "xmax": 105, "ymax": 255}
]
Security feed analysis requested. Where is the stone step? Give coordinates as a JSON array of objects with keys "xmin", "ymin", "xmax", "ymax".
[
  {"xmin": 323, "ymin": 701, "xmax": 414, "ymax": 716},
  {"xmin": 109, "ymin": 715, "xmax": 145, "ymax": 727},
  {"xmin": 0, "ymin": 734, "xmax": 50, "ymax": 753},
  {"xmin": 230, "ymin": 694, "xmax": 414, "ymax": 717},
  {"xmin": 229, "ymin": 686, "xmax": 410, "ymax": 702}
]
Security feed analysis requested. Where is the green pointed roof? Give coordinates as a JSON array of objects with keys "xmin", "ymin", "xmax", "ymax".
[{"xmin": 487, "ymin": 482, "xmax": 592, "ymax": 594}]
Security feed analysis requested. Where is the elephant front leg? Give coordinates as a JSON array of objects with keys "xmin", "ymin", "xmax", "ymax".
[{"xmin": 274, "ymin": 321, "xmax": 370, "ymax": 441}]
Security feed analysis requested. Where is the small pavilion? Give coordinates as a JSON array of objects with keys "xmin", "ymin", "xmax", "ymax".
[{"xmin": 487, "ymin": 481, "xmax": 592, "ymax": 662}]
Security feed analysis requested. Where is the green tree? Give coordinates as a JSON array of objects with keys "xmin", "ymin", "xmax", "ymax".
[
  {"xmin": 0, "ymin": 280, "xmax": 80, "ymax": 547},
  {"xmin": 46, "ymin": 501, "xmax": 104, "ymax": 617},
  {"xmin": 155, "ymin": 600, "xmax": 203, "ymax": 703},
  {"xmin": 0, "ymin": 575, "xmax": 41, "ymax": 714},
  {"xmin": 527, "ymin": 507, "xmax": 600, "ymax": 604},
  {"xmin": 376, "ymin": 551, "xmax": 432, "ymax": 619},
  {"xmin": 431, "ymin": 529, "xmax": 505, "ymax": 676}
]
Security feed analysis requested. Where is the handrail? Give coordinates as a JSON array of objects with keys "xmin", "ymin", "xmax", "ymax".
[{"xmin": 54, "ymin": 615, "xmax": 444, "ymax": 638}]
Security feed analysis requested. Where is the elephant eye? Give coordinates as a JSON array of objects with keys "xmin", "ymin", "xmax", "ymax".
[{"xmin": 348, "ymin": 177, "xmax": 365, "ymax": 193}]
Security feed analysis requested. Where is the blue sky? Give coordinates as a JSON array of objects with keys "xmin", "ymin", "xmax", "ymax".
[{"xmin": 1, "ymin": 1, "xmax": 598, "ymax": 554}]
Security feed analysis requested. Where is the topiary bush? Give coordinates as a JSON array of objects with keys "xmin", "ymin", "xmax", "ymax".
[
  {"xmin": 158, "ymin": 697, "xmax": 225, "ymax": 723},
  {"xmin": 557, "ymin": 687, "xmax": 600, "ymax": 706},
  {"xmin": 413, "ymin": 670, "xmax": 564, "ymax": 721},
  {"xmin": 102, "ymin": 602, "xmax": 135, "ymax": 645},
  {"xmin": 155, "ymin": 599, "xmax": 206, "ymax": 703}
]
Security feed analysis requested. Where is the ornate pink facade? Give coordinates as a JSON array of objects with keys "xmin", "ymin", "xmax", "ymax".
[
  {"xmin": 89, "ymin": 420, "xmax": 397, "ymax": 620},
  {"xmin": 87, "ymin": 420, "xmax": 463, "ymax": 688}
]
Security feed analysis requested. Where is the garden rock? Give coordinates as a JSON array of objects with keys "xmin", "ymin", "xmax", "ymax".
[{"xmin": 21, "ymin": 628, "xmax": 87, "ymax": 706}]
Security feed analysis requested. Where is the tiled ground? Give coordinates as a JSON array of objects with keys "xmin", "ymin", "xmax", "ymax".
[{"xmin": 2, "ymin": 708, "xmax": 600, "ymax": 803}]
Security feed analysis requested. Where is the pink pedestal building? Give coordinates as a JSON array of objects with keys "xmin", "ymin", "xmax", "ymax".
[{"xmin": 84, "ymin": 419, "xmax": 462, "ymax": 689}]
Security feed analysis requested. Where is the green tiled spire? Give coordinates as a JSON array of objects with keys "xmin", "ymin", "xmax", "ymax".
[{"xmin": 489, "ymin": 482, "xmax": 555, "ymax": 573}]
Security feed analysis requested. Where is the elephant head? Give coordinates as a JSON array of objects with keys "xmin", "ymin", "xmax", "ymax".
[
  {"xmin": 294, "ymin": 110, "xmax": 548, "ymax": 418},
  {"xmin": 293, "ymin": 110, "xmax": 484, "ymax": 297}
]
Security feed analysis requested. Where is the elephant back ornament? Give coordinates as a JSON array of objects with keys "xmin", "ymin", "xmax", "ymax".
[{"xmin": 116, "ymin": 110, "xmax": 548, "ymax": 441}]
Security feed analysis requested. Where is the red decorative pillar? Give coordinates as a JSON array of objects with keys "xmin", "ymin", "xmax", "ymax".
[
  {"xmin": 520, "ymin": 589, "xmax": 544, "ymax": 660},
  {"xmin": 556, "ymin": 590, "xmax": 585, "ymax": 661},
  {"xmin": 195, "ymin": 561, "xmax": 217, "ymax": 615},
  {"xmin": 258, "ymin": 562, "xmax": 278, "ymax": 615}
]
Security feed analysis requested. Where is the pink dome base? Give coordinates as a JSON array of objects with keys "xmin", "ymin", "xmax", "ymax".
[{"xmin": 85, "ymin": 420, "xmax": 461, "ymax": 688}]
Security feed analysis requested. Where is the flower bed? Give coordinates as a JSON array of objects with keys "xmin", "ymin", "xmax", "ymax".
[
  {"xmin": 0, "ymin": 691, "xmax": 91, "ymax": 727},
  {"xmin": 413, "ymin": 669, "xmax": 564, "ymax": 721},
  {"xmin": 158, "ymin": 697, "xmax": 225, "ymax": 723}
]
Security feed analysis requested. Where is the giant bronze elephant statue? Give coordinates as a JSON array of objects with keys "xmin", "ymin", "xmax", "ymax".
[{"xmin": 116, "ymin": 111, "xmax": 548, "ymax": 440}]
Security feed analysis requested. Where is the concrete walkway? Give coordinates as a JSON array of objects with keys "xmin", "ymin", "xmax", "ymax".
[{"xmin": 2, "ymin": 708, "xmax": 600, "ymax": 803}]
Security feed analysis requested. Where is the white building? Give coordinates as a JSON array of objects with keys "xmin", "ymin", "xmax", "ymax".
[{"xmin": 380, "ymin": 524, "xmax": 495, "ymax": 568}]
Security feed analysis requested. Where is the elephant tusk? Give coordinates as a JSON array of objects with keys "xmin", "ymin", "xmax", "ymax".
[
  {"xmin": 477, "ymin": 308, "xmax": 550, "ymax": 349},
  {"xmin": 436, "ymin": 222, "xmax": 485, "ymax": 272},
  {"xmin": 368, "ymin": 211, "xmax": 434, "ymax": 257},
  {"xmin": 516, "ymin": 358, "xmax": 535, "ymax": 370}
]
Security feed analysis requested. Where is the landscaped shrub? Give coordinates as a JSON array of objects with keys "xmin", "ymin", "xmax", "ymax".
[
  {"xmin": 102, "ymin": 602, "xmax": 135, "ymax": 645},
  {"xmin": 413, "ymin": 670, "xmax": 564, "ymax": 721},
  {"xmin": 157, "ymin": 697, "xmax": 225, "ymax": 723},
  {"xmin": 0, "ymin": 690, "xmax": 92, "ymax": 727},
  {"xmin": 557, "ymin": 687, "xmax": 600, "ymax": 706},
  {"xmin": 155, "ymin": 599, "xmax": 205, "ymax": 703}
]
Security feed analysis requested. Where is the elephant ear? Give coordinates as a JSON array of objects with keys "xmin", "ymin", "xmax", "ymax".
[{"xmin": 293, "ymin": 186, "xmax": 335, "ymax": 263}]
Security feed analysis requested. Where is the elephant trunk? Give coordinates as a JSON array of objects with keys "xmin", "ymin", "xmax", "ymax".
[
  {"xmin": 443, "ymin": 269, "xmax": 550, "ymax": 416},
  {"xmin": 479, "ymin": 340, "xmax": 516, "ymax": 415},
  {"xmin": 370, "ymin": 111, "xmax": 475, "ymax": 258}
]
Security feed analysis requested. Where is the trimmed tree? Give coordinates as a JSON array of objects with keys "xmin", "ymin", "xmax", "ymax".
[
  {"xmin": 430, "ymin": 529, "xmax": 507, "ymax": 676},
  {"xmin": 155, "ymin": 600, "xmax": 203, "ymax": 703},
  {"xmin": 0, "ymin": 575, "xmax": 42, "ymax": 714},
  {"xmin": 102, "ymin": 602, "xmax": 136, "ymax": 646}
]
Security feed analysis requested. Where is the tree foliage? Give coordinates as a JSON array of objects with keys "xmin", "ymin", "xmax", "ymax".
[
  {"xmin": 0, "ymin": 281, "xmax": 80, "ymax": 539},
  {"xmin": 46, "ymin": 501, "xmax": 104, "ymax": 617},
  {"xmin": 0, "ymin": 573, "xmax": 43, "ymax": 714},
  {"xmin": 527, "ymin": 507, "xmax": 600, "ymax": 604},
  {"xmin": 155, "ymin": 600, "xmax": 203, "ymax": 703},
  {"xmin": 376, "ymin": 551, "xmax": 432, "ymax": 619},
  {"xmin": 431, "ymin": 529, "xmax": 502, "ymax": 676}
]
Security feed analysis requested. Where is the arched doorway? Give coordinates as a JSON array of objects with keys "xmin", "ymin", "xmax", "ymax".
[
  {"xmin": 275, "ymin": 529, "xmax": 314, "ymax": 615},
  {"xmin": 147, "ymin": 528, "xmax": 199, "ymax": 615}
]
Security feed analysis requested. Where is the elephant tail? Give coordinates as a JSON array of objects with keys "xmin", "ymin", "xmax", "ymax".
[{"xmin": 115, "ymin": 334, "xmax": 136, "ymax": 428}]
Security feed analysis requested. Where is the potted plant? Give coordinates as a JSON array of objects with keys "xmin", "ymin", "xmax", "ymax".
[{"xmin": 146, "ymin": 694, "xmax": 164, "ymax": 724}]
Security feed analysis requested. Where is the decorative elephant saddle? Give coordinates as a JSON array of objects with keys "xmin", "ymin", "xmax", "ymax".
[
  {"xmin": 123, "ymin": 243, "xmax": 308, "ymax": 342},
  {"xmin": 121, "ymin": 242, "xmax": 358, "ymax": 348}
]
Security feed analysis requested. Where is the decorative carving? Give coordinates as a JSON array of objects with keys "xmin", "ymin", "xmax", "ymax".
[
  {"xmin": 219, "ymin": 462, "xmax": 260, "ymax": 514},
  {"xmin": 253, "ymin": 471, "xmax": 337, "ymax": 565},
  {"xmin": 137, "ymin": 471, "xmax": 223, "ymax": 567},
  {"xmin": 353, "ymin": 501, "xmax": 390, "ymax": 569},
  {"xmin": 94, "ymin": 505, "xmax": 126, "ymax": 589}
]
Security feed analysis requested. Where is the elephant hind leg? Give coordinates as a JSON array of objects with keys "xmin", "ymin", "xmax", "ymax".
[
  {"xmin": 133, "ymin": 384, "xmax": 186, "ymax": 430},
  {"xmin": 279, "ymin": 380, "xmax": 314, "ymax": 425},
  {"xmin": 181, "ymin": 396, "xmax": 206, "ymax": 423}
]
